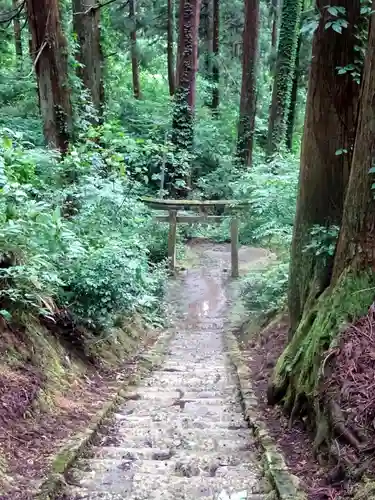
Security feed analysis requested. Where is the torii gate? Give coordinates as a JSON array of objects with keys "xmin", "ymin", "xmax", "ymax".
[{"xmin": 141, "ymin": 198, "xmax": 246, "ymax": 278}]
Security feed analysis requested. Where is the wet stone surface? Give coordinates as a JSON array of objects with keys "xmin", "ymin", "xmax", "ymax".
[{"xmin": 61, "ymin": 243, "xmax": 273, "ymax": 500}]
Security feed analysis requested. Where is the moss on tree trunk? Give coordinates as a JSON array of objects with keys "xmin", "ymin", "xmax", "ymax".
[
  {"xmin": 266, "ymin": 0, "xmax": 302, "ymax": 156},
  {"xmin": 285, "ymin": 29, "xmax": 301, "ymax": 151},
  {"xmin": 172, "ymin": 0, "xmax": 201, "ymax": 150},
  {"xmin": 269, "ymin": 271, "xmax": 374, "ymax": 437}
]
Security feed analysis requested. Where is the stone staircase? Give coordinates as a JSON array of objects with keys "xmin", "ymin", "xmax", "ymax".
[{"xmin": 60, "ymin": 250, "xmax": 274, "ymax": 500}]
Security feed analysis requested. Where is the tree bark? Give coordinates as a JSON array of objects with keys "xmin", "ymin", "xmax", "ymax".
[
  {"xmin": 267, "ymin": 5, "xmax": 375, "ymax": 453},
  {"xmin": 27, "ymin": 0, "xmax": 73, "ymax": 153},
  {"xmin": 167, "ymin": 0, "xmax": 175, "ymax": 96},
  {"xmin": 172, "ymin": 0, "xmax": 201, "ymax": 151},
  {"xmin": 332, "ymin": 7, "xmax": 375, "ymax": 282},
  {"xmin": 285, "ymin": 30, "xmax": 302, "ymax": 151},
  {"xmin": 267, "ymin": 0, "xmax": 302, "ymax": 156},
  {"xmin": 73, "ymin": 0, "xmax": 104, "ymax": 115},
  {"xmin": 236, "ymin": 0, "xmax": 260, "ymax": 167},
  {"xmin": 200, "ymin": 0, "xmax": 213, "ymax": 79},
  {"xmin": 129, "ymin": 0, "xmax": 141, "ymax": 99},
  {"xmin": 12, "ymin": 0, "xmax": 22, "ymax": 63},
  {"xmin": 288, "ymin": 0, "xmax": 361, "ymax": 334},
  {"xmin": 271, "ymin": 0, "xmax": 278, "ymax": 51},
  {"xmin": 211, "ymin": 0, "xmax": 219, "ymax": 113}
]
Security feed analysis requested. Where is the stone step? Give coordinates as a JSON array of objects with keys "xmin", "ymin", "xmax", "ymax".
[
  {"xmin": 123, "ymin": 388, "xmax": 230, "ymax": 405},
  {"xmin": 65, "ymin": 487, "xmax": 267, "ymax": 500},
  {"xmin": 129, "ymin": 473, "xmax": 266, "ymax": 499},
  {"xmin": 110, "ymin": 424, "xmax": 250, "ymax": 445},
  {"xmin": 75, "ymin": 451, "xmax": 258, "ymax": 476},
  {"xmin": 95, "ymin": 430, "xmax": 255, "ymax": 452},
  {"xmin": 113, "ymin": 400, "xmax": 244, "ymax": 421},
  {"xmin": 65, "ymin": 471, "xmax": 266, "ymax": 498},
  {"xmin": 111, "ymin": 414, "xmax": 248, "ymax": 430},
  {"xmin": 142, "ymin": 376, "xmax": 237, "ymax": 392}
]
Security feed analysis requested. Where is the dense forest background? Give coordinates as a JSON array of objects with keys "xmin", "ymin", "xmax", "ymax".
[{"xmin": 2, "ymin": 0, "xmax": 375, "ymax": 495}]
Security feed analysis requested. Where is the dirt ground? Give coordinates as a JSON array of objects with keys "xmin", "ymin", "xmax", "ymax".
[
  {"xmin": 242, "ymin": 318, "xmax": 340, "ymax": 500},
  {"xmin": 0, "ymin": 328, "xmax": 158, "ymax": 499}
]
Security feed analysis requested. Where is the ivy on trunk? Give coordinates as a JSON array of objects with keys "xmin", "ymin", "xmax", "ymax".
[{"xmin": 267, "ymin": 0, "xmax": 302, "ymax": 156}]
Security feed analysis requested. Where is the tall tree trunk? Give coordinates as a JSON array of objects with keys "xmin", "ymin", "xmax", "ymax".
[
  {"xmin": 27, "ymin": 0, "xmax": 73, "ymax": 153},
  {"xmin": 172, "ymin": 0, "xmax": 201, "ymax": 151},
  {"xmin": 236, "ymin": 0, "xmax": 260, "ymax": 166},
  {"xmin": 267, "ymin": 5, "xmax": 375, "ymax": 454},
  {"xmin": 267, "ymin": 0, "xmax": 302, "ymax": 156},
  {"xmin": 288, "ymin": 0, "xmax": 360, "ymax": 334},
  {"xmin": 73, "ymin": 0, "xmax": 104, "ymax": 115},
  {"xmin": 332, "ymin": 8, "xmax": 375, "ymax": 282},
  {"xmin": 285, "ymin": 30, "xmax": 302, "ymax": 151},
  {"xmin": 167, "ymin": 0, "xmax": 175, "ymax": 96},
  {"xmin": 201, "ymin": 0, "xmax": 213, "ymax": 79},
  {"xmin": 12, "ymin": 0, "xmax": 22, "ymax": 63},
  {"xmin": 271, "ymin": 0, "xmax": 278, "ymax": 51},
  {"xmin": 211, "ymin": 0, "xmax": 219, "ymax": 113},
  {"xmin": 269, "ymin": 0, "xmax": 278, "ymax": 77},
  {"xmin": 129, "ymin": 0, "xmax": 141, "ymax": 99}
]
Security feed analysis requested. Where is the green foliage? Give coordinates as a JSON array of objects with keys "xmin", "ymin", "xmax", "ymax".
[
  {"xmin": 0, "ymin": 127, "xmax": 169, "ymax": 330},
  {"xmin": 303, "ymin": 224, "xmax": 340, "ymax": 260},
  {"xmin": 241, "ymin": 258, "xmax": 290, "ymax": 319}
]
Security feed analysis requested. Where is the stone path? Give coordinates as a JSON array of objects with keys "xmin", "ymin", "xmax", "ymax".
[{"xmin": 61, "ymin": 243, "xmax": 273, "ymax": 500}]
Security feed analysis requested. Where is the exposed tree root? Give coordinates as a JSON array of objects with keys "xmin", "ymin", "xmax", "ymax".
[{"xmin": 268, "ymin": 270, "xmax": 375, "ymax": 479}]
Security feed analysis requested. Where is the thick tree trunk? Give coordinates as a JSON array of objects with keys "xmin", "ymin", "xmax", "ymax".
[
  {"xmin": 268, "ymin": 6, "xmax": 375, "ymax": 457},
  {"xmin": 285, "ymin": 30, "xmax": 302, "ymax": 151},
  {"xmin": 236, "ymin": 0, "xmax": 260, "ymax": 167},
  {"xmin": 129, "ymin": 0, "xmax": 141, "ymax": 99},
  {"xmin": 332, "ymin": 8, "xmax": 375, "ymax": 281},
  {"xmin": 73, "ymin": 0, "xmax": 104, "ymax": 114},
  {"xmin": 172, "ymin": 0, "xmax": 201, "ymax": 151},
  {"xmin": 12, "ymin": 0, "xmax": 22, "ymax": 63},
  {"xmin": 167, "ymin": 0, "xmax": 175, "ymax": 96},
  {"xmin": 288, "ymin": 0, "xmax": 360, "ymax": 334},
  {"xmin": 27, "ymin": 0, "xmax": 73, "ymax": 153},
  {"xmin": 267, "ymin": 0, "xmax": 302, "ymax": 156},
  {"xmin": 211, "ymin": 0, "xmax": 219, "ymax": 113}
]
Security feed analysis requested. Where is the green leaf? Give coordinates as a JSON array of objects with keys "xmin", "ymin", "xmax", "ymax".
[
  {"xmin": 332, "ymin": 22, "xmax": 343, "ymax": 33},
  {"xmin": 327, "ymin": 6, "xmax": 338, "ymax": 16},
  {"xmin": 2, "ymin": 136, "xmax": 12, "ymax": 150}
]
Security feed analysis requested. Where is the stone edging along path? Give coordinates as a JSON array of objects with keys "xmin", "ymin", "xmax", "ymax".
[
  {"xmin": 36, "ymin": 327, "xmax": 175, "ymax": 500},
  {"xmin": 223, "ymin": 329, "xmax": 307, "ymax": 500},
  {"xmin": 38, "ymin": 329, "xmax": 307, "ymax": 500},
  {"xmin": 36, "ymin": 242, "xmax": 306, "ymax": 500}
]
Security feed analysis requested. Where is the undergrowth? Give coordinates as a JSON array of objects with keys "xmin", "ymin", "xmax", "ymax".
[{"xmin": 0, "ymin": 44, "xmax": 303, "ymax": 355}]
